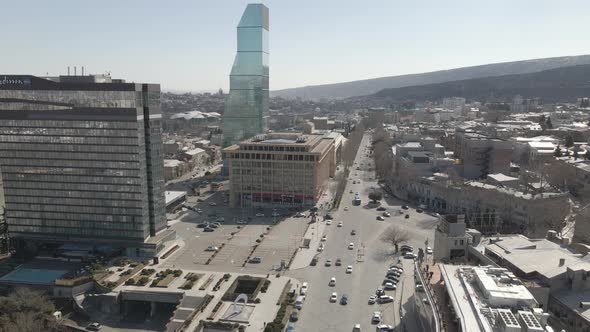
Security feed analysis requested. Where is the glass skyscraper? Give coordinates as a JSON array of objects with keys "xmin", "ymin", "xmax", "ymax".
[
  {"xmin": 0, "ymin": 74, "xmax": 169, "ymax": 255},
  {"xmin": 222, "ymin": 3, "xmax": 269, "ymax": 147}
]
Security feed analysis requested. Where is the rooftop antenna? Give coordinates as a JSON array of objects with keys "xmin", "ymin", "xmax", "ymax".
[
  {"xmin": 74, "ymin": 66, "xmax": 77, "ymax": 76},
  {"xmin": 82, "ymin": 66, "xmax": 84, "ymax": 76},
  {"xmin": 67, "ymin": 66, "xmax": 70, "ymax": 76}
]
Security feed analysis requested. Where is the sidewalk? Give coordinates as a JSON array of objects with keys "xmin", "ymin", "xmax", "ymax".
[{"xmin": 289, "ymin": 220, "xmax": 326, "ymax": 270}]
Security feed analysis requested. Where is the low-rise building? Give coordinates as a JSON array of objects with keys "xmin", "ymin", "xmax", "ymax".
[
  {"xmin": 164, "ymin": 159, "xmax": 189, "ymax": 181},
  {"xmin": 223, "ymin": 132, "xmax": 335, "ymax": 207},
  {"xmin": 433, "ymin": 214, "xmax": 481, "ymax": 262},
  {"xmin": 455, "ymin": 130, "xmax": 512, "ymax": 179}
]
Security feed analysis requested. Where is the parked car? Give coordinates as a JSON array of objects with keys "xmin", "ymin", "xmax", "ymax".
[
  {"xmin": 326, "ymin": 219, "xmax": 332, "ymax": 225},
  {"xmin": 353, "ymin": 323, "xmax": 361, "ymax": 332},
  {"xmin": 405, "ymin": 214, "xmax": 410, "ymax": 219},
  {"xmin": 255, "ymin": 212, "xmax": 265, "ymax": 217},
  {"xmin": 335, "ymin": 258, "xmax": 342, "ymax": 266},
  {"xmin": 368, "ymin": 295, "xmax": 377, "ymax": 304},
  {"xmin": 382, "ymin": 212, "xmax": 391, "ymax": 217},
  {"xmin": 376, "ymin": 216, "xmax": 384, "ymax": 221},
  {"xmin": 321, "ymin": 235, "xmax": 327, "ymax": 241},
  {"xmin": 376, "ymin": 288, "xmax": 385, "ymax": 296},
  {"xmin": 384, "ymin": 282, "xmax": 396, "ymax": 290},
  {"xmin": 346, "ymin": 265, "xmax": 353, "ymax": 274},
  {"xmin": 351, "ymin": 230, "xmax": 357, "ymax": 236},
  {"xmin": 249, "ymin": 256, "xmax": 262, "ymax": 263},
  {"xmin": 376, "ymin": 207, "xmax": 386, "ymax": 211},
  {"xmin": 310, "ymin": 256, "xmax": 318, "ymax": 266},
  {"xmin": 348, "ymin": 243, "xmax": 354, "ymax": 250},
  {"xmin": 203, "ymin": 227, "xmax": 214, "ymax": 232},
  {"xmin": 295, "ymin": 212, "xmax": 305, "ymax": 217},
  {"xmin": 324, "ymin": 214, "xmax": 333, "ymax": 220},
  {"xmin": 290, "ymin": 309, "xmax": 299, "ymax": 322},
  {"xmin": 216, "ymin": 217, "xmax": 225, "ymax": 222},
  {"xmin": 403, "ymin": 252, "xmax": 417, "ymax": 259},
  {"xmin": 416, "ymin": 209, "xmax": 423, "ymax": 213},
  {"xmin": 209, "ymin": 202, "xmax": 217, "ymax": 206},
  {"xmin": 372, "ymin": 311, "xmax": 382, "ymax": 323},
  {"xmin": 205, "ymin": 246, "xmax": 218, "ymax": 252},
  {"xmin": 426, "ymin": 246, "xmax": 433, "ymax": 255},
  {"xmin": 402, "ymin": 205, "xmax": 409, "ymax": 209},
  {"xmin": 378, "ymin": 295, "xmax": 394, "ymax": 303},
  {"xmin": 236, "ymin": 220, "xmax": 247, "ymax": 225},
  {"xmin": 337, "ymin": 221, "xmax": 343, "ymax": 227},
  {"xmin": 300, "ymin": 282, "xmax": 308, "ymax": 295},
  {"xmin": 377, "ymin": 324, "xmax": 394, "ymax": 332},
  {"xmin": 197, "ymin": 223, "xmax": 207, "ymax": 228},
  {"xmin": 87, "ymin": 323, "xmax": 102, "ymax": 331}
]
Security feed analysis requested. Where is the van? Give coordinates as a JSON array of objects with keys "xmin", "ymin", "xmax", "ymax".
[{"xmin": 295, "ymin": 295, "xmax": 305, "ymax": 309}]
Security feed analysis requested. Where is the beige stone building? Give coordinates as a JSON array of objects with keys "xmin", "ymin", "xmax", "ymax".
[{"xmin": 223, "ymin": 133, "xmax": 335, "ymax": 207}]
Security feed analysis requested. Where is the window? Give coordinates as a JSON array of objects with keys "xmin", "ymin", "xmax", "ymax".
[
  {"xmin": 460, "ymin": 240, "xmax": 464, "ymax": 245},
  {"xmin": 454, "ymin": 240, "xmax": 458, "ymax": 246}
]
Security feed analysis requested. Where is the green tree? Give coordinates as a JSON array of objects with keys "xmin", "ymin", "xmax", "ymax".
[
  {"xmin": 565, "ymin": 135, "xmax": 574, "ymax": 148},
  {"xmin": 368, "ymin": 189, "xmax": 383, "ymax": 203},
  {"xmin": 554, "ymin": 145, "xmax": 562, "ymax": 157},
  {"xmin": 546, "ymin": 117, "xmax": 553, "ymax": 129}
]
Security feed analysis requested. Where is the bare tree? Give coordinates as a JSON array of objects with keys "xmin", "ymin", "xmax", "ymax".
[
  {"xmin": 380, "ymin": 225, "xmax": 410, "ymax": 253},
  {"xmin": 368, "ymin": 189, "xmax": 383, "ymax": 203},
  {"xmin": 0, "ymin": 287, "xmax": 58, "ymax": 332}
]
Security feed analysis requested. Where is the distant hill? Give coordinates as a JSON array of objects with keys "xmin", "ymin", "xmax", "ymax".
[
  {"xmin": 363, "ymin": 64, "xmax": 590, "ymax": 104},
  {"xmin": 271, "ymin": 55, "xmax": 590, "ymax": 100}
]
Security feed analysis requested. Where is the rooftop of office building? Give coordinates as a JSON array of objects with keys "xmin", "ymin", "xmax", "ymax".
[
  {"xmin": 439, "ymin": 264, "xmax": 548, "ymax": 332},
  {"xmin": 224, "ymin": 132, "xmax": 334, "ymax": 154}
]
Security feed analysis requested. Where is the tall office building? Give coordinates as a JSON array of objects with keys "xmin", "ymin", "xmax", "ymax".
[
  {"xmin": 0, "ymin": 74, "xmax": 171, "ymax": 256},
  {"xmin": 222, "ymin": 3, "xmax": 269, "ymax": 147}
]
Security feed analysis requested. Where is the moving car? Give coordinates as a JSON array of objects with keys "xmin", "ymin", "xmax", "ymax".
[
  {"xmin": 324, "ymin": 214, "xmax": 334, "ymax": 220},
  {"xmin": 403, "ymin": 252, "xmax": 417, "ymax": 259},
  {"xmin": 325, "ymin": 259, "xmax": 332, "ymax": 267},
  {"xmin": 295, "ymin": 212, "xmax": 305, "ymax": 218},
  {"xmin": 317, "ymin": 243, "xmax": 324, "ymax": 252},
  {"xmin": 255, "ymin": 212, "xmax": 265, "ymax": 217},
  {"xmin": 351, "ymin": 230, "xmax": 357, "ymax": 235},
  {"xmin": 405, "ymin": 214, "xmax": 410, "ymax": 219},
  {"xmin": 330, "ymin": 292, "xmax": 338, "ymax": 302},
  {"xmin": 344, "ymin": 206, "xmax": 349, "ymax": 211},
  {"xmin": 329, "ymin": 277, "xmax": 336, "ymax": 286},
  {"xmin": 337, "ymin": 221, "xmax": 343, "ymax": 227},
  {"xmin": 216, "ymin": 217, "xmax": 224, "ymax": 222},
  {"xmin": 326, "ymin": 220, "xmax": 332, "ymax": 225},
  {"xmin": 236, "ymin": 220, "xmax": 247, "ymax": 224},
  {"xmin": 348, "ymin": 243, "xmax": 354, "ymax": 250},
  {"xmin": 335, "ymin": 258, "xmax": 342, "ymax": 266},
  {"xmin": 310, "ymin": 256, "xmax": 318, "ymax": 266},
  {"xmin": 376, "ymin": 207, "xmax": 386, "ymax": 211},
  {"xmin": 209, "ymin": 202, "xmax": 217, "ymax": 206},
  {"xmin": 368, "ymin": 295, "xmax": 377, "ymax": 304},
  {"xmin": 353, "ymin": 323, "xmax": 361, "ymax": 332},
  {"xmin": 426, "ymin": 246, "xmax": 433, "ymax": 255},
  {"xmin": 205, "ymin": 246, "xmax": 218, "ymax": 252},
  {"xmin": 401, "ymin": 205, "xmax": 409, "ymax": 209},
  {"xmin": 376, "ymin": 216, "xmax": 385, "ymax": 221},
  {"xmin": 346, "ymin": 265, "xmax": 353, "ymax": 274},
  {"xmin": 340, "ymin": 294, "xmax": 348, "ymax": 305},
  {"xmin": 321, "ymin": 235, "xmax": 327, "ymax": 241},
  {"xmin": 382, "ymin": 212, "xmax": 391, "ymax": 217}
]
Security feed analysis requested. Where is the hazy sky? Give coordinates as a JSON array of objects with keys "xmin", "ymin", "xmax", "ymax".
[{"xmin": 3, "ymin": 0, "xmax": 589, "ymax": 92}]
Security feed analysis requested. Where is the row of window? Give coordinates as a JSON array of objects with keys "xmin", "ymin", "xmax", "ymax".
[
  {"xmin": 7, "ymin": 211, "xmax": 142, "ymax": 223},
  {"xmin": 4, "ymin": 188, "xmax": 144, "ymax": 200},
  {"xmin": 0, "ymin": 134, "xmax": 141, "ymax": 145},
  {"xmin": 229, "ymin": 152, "xmax": 316, "ymax": 161},
  {"xmin": 1, "ymin": 150, "xmax": 141, "ymax": 162},
  {"xmin": 2, "ymin": 173, "xmax": 143, "ymax": 186},
  {"xmin": 0, "ymin": 127, "xmax": 138, "ymax": 137},
  {"xmin": 5, "ymin": 195, "xmax": 145, "ymax": 208},
  {"xmin": 9, "ymin": 225, "xmax": 147, "ymax": 238},
  {"xmin": 5, "ymin": 180, "xmax": 141, "ymax": 192},
  {"xmin": 0, "ymin": 142, "xmax": 141, "ymax": 153},
  {"xmin": 0, "ymin": 119, "xmax": 139, "ymax": 129},
  {"xmin": 3, "ymin": 165, "xmax": 142, "ymax": 177},
  {"xmin": 8, "ymin": 203, "xmax": 144, "ymax": 215},
  {"xmin": 240, "ymin": 145, "xmax": 307, "ymax": 152},
  {"xmin": 1, "ymin": 158, "xmax": 140, "ymax": 170}
]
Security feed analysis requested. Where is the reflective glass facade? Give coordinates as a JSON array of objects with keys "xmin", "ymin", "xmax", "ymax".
[
  {"xmin": 0, "ymin": 75, "xmax": 166, "ymax": 246},
  {"xmin": 222, "ymin": 4, "xmax": 269, "ymax": 147}
]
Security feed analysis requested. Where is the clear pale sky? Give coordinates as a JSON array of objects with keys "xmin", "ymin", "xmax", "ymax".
[{"xmin": 3, "ymin": 0, "xmax": 589, "ymax": 92}]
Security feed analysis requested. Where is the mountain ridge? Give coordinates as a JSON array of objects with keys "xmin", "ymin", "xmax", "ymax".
[{"xmin": 271, "ymin": 55, "xmax": 590, "ymax": 100}]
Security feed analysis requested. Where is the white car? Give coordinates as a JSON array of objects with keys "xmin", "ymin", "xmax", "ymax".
[
  {"xmin": 255, "ymin": 212, "xmax": 265, "ymax": 217},
  {"xmin": 348, "ymin": 243, "xmax": 354, "ymax": 250},
  {"xmin": 346, "ymin": 265, "xmax": 353, "ymax": 274},
  {"xmin": 205, "ymin": 245, "xmax": 218, "ymax": 252},
  {"xmin": 353, "ymin": 324, "xmax": 361, "ymax": 332},
  {"xmin": 326, "ymin": 220, "xmax": 332, "ymax": 225},
  {"xmin": 337, "ymin": 221, "xmax": 343, "ymax": 227},
  {"xmin": 372, "ymin": 311, "xmax": 382, "ymax": 323},
  {"xmin": 377, "ymin": 324, "xmax": 394, "ymax": 332},
  {"xmin": 426, "ymin": 246, "xmax": 433, "ymax": 255},
  {"xmin": 378, "ymin": 295, "xmax": 394, "ymax": 303},
  {"xmin": 330, "ymin": 292, "xmax": 338, "ymax": 302},
  {"xmin": 300, "ymin": 282, "xmax": 308, "ymax": 295},
  {"xmin": 329, "ymin": 277, "xmax": 336, "ymax": 286},
  {"xmin": 321, "ymin": 235, "xmax": 327, "ymax": 242},
  {"xmin": 368, "ymin": 295, "xmax": 377, "ymax": 304},
  {"xmin": 317, "ymin": 243, "xmax": 324, "ymax": 252},
  {"xmin": 384, "ymin": 282, "xmax": 396, "ymax": 290}
]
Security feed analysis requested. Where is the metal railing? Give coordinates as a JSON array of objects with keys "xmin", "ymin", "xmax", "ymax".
[{"xmin": 414, "ymin": 261, "xmax": 443, "ymax": 332}]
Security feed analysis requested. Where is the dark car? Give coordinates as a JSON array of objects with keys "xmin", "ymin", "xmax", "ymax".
[
  {"xmin": 324, "ymin": 214, "xmax": 333, "ymax": 220},
  {"xmin": 376, "ymin": 207, "xmax": 386, "ymax": 211},
  {"xmin": 335, "ymin": 258, "xmax": 342, "ymax": 266},
  {"xmin": 402, "ymin": 205, "xmax": 409, "ymax": 210},
  {"xmin": 290, "ymin": 309, "xmax": 299, "ymax": 322},
  {"xmin": 203, "ymin": 227, "xmax": 214, "ymax": 232},
  {"xmin": 416, "ymin": 209, "xmax": 423, "ymax": 213},
  {"xmin": 405, "ymin": 214, "xmax": 410, "ymax": 219},
  {"xmin": 197, "ymin": 223, "xmax": 207, "ymax": 228},
  {"xmin": 310, "ymin": 257, "xmax": 318, "ymax": 266},
  {"xmin": 340, "ymin": 294, "xmax": 348, "ymax": 305}
]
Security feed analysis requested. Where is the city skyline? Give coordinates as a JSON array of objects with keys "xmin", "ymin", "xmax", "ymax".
[{"xmin": 2, "ymin": 0, "xmax": 590, "ymax": 92}]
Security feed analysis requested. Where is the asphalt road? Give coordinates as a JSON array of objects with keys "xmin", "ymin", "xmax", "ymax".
[{"xmin": 287, "ymin": 133, "xmax": 438, "ymax": 332}]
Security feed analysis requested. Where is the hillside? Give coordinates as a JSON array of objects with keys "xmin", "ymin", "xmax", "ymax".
[
  {"xmin": 363, "ymin": 64, "xmax": 590, "ymax": 104},
  {"xmin": 271, "ymin": 55, "xmax": 590, "ymax": 100}
]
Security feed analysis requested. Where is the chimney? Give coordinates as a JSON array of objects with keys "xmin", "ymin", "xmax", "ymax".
[
  {"xmin": 559, "ymin": 258, "xmax": 565, "ymax": 267},
  {"xmin": 74, "ymin": 66, "xmax": 77, "ymax": 76}
]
